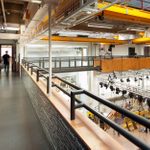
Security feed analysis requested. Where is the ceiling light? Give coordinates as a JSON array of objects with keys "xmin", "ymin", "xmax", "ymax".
[
  {"xmin": 126, "ymin": 78, "xmax": 130, "ymax": 82},
  {"xmin": 99, "ymin": 82, "xmax": 103, "ymax": 88},
  {"xmin": 116, "ymin": 88, "xmax": 120, "ymax": 94},
  {"xmin": 122, "ymin": 90, "xmax": 127, "ymax": 95},
  {"xmin": 31, "ymin": 0, "xmax": 41, "ymax": 4},
  {"xmin": 104, "ymin": 84, "xmax": 108, "ymax": 89},
  {"xmin": 120, "ymin": 79, "xmax": 124, "ymax": 82},
  {"xmin": 129, "ymin": 92, "xmax": 134, "ymax": 98},
  {"xmin": 127, "ymin": 27, "xmax": 145, "ymax": 32},
  {"xmin": 86, "ymin": 11, "xmax": 92, "ymax": 14},
  {"xmin": 6, "ymin": 27, "xmax": 20, "ymax": 31},
  {"xmin": 110, "ymin": 85, "xmax": 114, "ymax": 91},
  {"xmin": 88, "ymin": 23, "xmax": 113, "ymax": 29}
]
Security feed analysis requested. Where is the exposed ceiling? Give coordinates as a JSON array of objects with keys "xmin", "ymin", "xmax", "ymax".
[
  {"xmin": 49, "ymin": 0, "xmax": 150, "ymax": 41},
  {"xmin": 0, "ymin": 0, "xmax": 149, "ymax": 42},
  {"xmin": 0, "ymin": 0, "xmax": 42, "ymax": 40},
  {"xmin": 0, "ymin": 0, "xmax": 27, "ymax": 25}
]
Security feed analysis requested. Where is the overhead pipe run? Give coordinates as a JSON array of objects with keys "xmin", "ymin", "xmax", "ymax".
[
  {"xmin": 41, "ymin": 36, "xmax": 128, "ymax": 44},
  {"xmin": 0, "ymin": 0, "xmax": 6, "ymax": 28},
  {"xmin": 19, "ymin": 0, "xmax": 42, "ymax": 4},
  {"xmin": 59, "ymin": 0, "xmax": 122, "ymax": 28}
]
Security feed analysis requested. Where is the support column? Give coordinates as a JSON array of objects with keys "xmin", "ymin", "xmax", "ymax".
[
  {"xmin": 23, "ymin": 45, "xmax": 27, "ymax": 58},
  {"xmin": 0, "ymin": 45, "xmax": 1, "ymax": 72},
  {"xmin": 48, "ymin": 4, "xmax": 52, "ymax": 94}
]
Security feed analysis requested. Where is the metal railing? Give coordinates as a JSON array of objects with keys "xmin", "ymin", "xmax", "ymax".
[
  {"xmin": 23, "ymin": 56, "xmax": 96, "ymax": 72},
  {"xmin": 96, "ymin": 55, "xmax": 150, "ymax": 59},
  {"xmin": 22, "ymin": 60, "xmax": 150, "ymax": 150}
]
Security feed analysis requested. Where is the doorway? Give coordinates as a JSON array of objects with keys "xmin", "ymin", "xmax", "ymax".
[
  {"xmin": 1, "ymin": 45, "xmax": 12, "ymax": 72},
  {"xmin": 128, "ymin": 47, "xmax": 136, "ymax": 57},
  {"xmin": 144, "ymin": 47, "xmax": 150, "ymax": 56}
]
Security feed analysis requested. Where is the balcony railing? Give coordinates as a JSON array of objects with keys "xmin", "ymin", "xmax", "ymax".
[{"xmin": 22, "ymin": 59, "xmax": 150, "ymax": 150}]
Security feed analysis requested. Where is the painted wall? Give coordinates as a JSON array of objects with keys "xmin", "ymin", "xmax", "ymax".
[
  {"xmin": 112, "ymin": 44, "xmax": 144, "ymax": 56},
  {"xmin": 25, "ymin": 41, "xmax": 91, "ymax": 58},
  {"xmin": 21, "ymin": 40, "xmax": 146, "ymax": 58}
]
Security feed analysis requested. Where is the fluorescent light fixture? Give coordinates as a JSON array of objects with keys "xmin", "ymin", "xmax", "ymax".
[
  {"xmin": 58, "ymin": 31, "xmax": 90, "ymax": 36},
  {"xmin": 6, "ymin": 27, "xmax": 20, "ymax": 31},
  {"xmin": 86, "ymin": 11, "xmax": 92, "ymax": 14},
  {"xmin": 26, "ymin": 44, "xmax": 88, "ymax": 48},
  {"xmin": 31, "ymin": 0, "xmax": 41, "ymax": 4},
  {"xmin": 127, "ymin": 27, "xmax": 145, "ymax": 32},
  {"xmin": 88, "ymin": 23, "xmax": 113, "ymax": 29}
]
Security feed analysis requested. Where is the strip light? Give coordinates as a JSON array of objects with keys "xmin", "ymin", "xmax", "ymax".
[
  {"xmin": 127, "ymin": 27, "xmax": 145, "ymax": 32},
  {"xmin": 88, "ymin": 23, "xmax": 113, "ymax": 29}
]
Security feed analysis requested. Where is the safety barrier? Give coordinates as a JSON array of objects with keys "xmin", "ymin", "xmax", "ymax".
[{"xmin": 22, "ymin": 59, "xmax": 150, "ymax": 150}]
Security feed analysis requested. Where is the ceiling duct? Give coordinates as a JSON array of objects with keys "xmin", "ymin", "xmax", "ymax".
[
  {"xmin": 19, "ymin": 4, "xmax": 48, "ymax": 44},
  {"xmin": 56, "ymin": 0, "xmax": 122, "ymax": 28},
  {"xmin": 18, "ymin": 0, "xmax": 42, "ymax": 4},
  {"xmin": 0, "ymin": 0, "xmax": 7, "ymax": 27}
]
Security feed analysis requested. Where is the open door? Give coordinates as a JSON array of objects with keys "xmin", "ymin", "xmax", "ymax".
[{"xmin": 0, "ymin": 44, "xmax": 16, "ymax": 72}]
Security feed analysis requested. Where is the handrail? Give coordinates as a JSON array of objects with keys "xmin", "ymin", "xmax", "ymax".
[
  {"xmin": 23, "ymin": 56, "xmax": 96, "ymax": 73},
  {"xmin": 22, "ymin": 59, "xmax": 150, "ymax": 150}
]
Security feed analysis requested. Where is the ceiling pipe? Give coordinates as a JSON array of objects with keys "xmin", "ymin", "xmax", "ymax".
[
  {"xmin": 0, "ymin": 0, "xmax": 7, "ymax": 28},
  {"xmin": 17, "ymin": 0, "xmax": 42, "ymax": 4},
  {"xmin": 58, "ymin": 0, "xmax": 123, "ymax": 29}
]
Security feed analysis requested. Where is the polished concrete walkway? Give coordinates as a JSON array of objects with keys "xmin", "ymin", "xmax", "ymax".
[{"xmin": 0, "ymin": 72, "xmax": 50, "ymax": 150}]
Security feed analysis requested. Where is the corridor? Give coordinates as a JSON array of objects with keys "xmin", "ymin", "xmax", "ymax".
[{"xmin": 0, "ymin": 72, "xmax": 50, "ymax": 150}]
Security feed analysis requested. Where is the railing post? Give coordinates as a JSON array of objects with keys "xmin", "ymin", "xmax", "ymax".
[
  {"xmin": 24, "ymin": 62, "xmax": 27, "ymax": 68},
  {"xmin": 71, "ymin": 91, "xmax": 75, "ymax": 120},
  {"xmin": 27, "ymin": 63, "xmax": 30, "ymax": 71},
  {"xmin": 42, "ymin": 58, "xmax": 45, "ymax": 68},
  {"xmin": 81, "ymin": 57, "xmax": 83, "ymax": 67},
  {"xmin": 39, "ymin": 60, "xmax": 41, "ymax": 68},
  {"xmin": 69, "ymin": 58, "xmax": 71, "ymax": 67},
  {"xmin": 74, "ymin": 58, "xmax": 76, "ymax": 68},
  {"xmin": 88, "ymin": 57, "xmax": 90, "ymax": 66},
  {"xmin": 92, "ymin": 57, "xmax": 94, "ymax": 67},
  {"xmin": 55, "ymin": 59, "xmax": 57, "ymax": 68},
  {"xmin": 36, "ymin": 69, "xmax": 39, "ymax": 82},
  {"xmin": 31, "ymin": 66, "xmax": 33, "ymax": 75},
  {"xmin": 47, "ymin": 76, "xmax": 49, "ymax": 93},
  {"xmin": 59, "ymin": 58, "xmax": 61, "ymax": 69}
]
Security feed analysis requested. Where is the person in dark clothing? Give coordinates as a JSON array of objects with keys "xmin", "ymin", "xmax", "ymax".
[{"xmin": 2, "ymin": 51, "xmax": 10, "ymax": 72}]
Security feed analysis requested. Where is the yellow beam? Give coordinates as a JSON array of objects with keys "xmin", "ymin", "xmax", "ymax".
[
  {"xmin": 97, "ymin": 2, "xmax": 150, "ymax": 24},
  {"xmin": 41, "ymin": 36, "xmax": 127, "ymax": 44},
  {"xmin": 132, "ymin": 37, "xmax": 150, "ymax": 44}
]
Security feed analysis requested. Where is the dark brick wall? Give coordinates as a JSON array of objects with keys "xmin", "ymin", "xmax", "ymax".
[{"xmin": 22, "ymin": 68, "xmax": 89, "ymax": 150}]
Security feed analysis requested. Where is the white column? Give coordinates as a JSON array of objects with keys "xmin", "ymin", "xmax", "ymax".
[{"xmin": 48, "ymin": 4, "xmax": 52, "ymax": 94}]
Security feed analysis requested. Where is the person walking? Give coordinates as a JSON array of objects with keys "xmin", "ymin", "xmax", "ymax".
[{"xmin": 2, "ymin": 51, "xmax": 10, "ymax": 72}]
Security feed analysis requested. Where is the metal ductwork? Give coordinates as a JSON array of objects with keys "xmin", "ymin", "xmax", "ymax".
[
  {"xmin": 0, "ymin": 0, "xmax": 7, "ymax": 27},
  {"xmin": 17, "ymin": 0, "xmax": 42, "ymax": 4}
]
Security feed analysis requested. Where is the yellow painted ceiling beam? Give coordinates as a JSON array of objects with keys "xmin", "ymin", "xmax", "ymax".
[
  {"xmin": 97, "ymin": 2, "xmax": 150, "ymax": 24},
  {"xmin": 132, "ymin": 37, "xmax": 150, "ymax": 44},
  {"xmin": 41, "ymin": 36, "xmax": 127, "ymax": 44}
]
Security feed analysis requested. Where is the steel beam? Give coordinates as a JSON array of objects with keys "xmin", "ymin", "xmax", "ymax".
[
  {"xmin": 132, "ymin": 37, "xmax": 150, "ymax": 44},
  {"xmin": 97, "ymin": 2, "xmax": 150, "ymax": 25},
  {"xmin": 41, "ymin": 36, "xmax": 127, "ymax": 44}
]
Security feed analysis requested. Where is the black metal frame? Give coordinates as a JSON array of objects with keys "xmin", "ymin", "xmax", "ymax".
[{"xmin": 22, "ymin": 59, "xmax": 150, "ymax": 150}]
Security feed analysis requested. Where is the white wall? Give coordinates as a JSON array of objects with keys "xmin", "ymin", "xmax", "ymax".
[
  {"xmin": 112, "ymin": 44, "xmax": 144, "ymax": 56},
  {"xmin": 25, "ymin": 41, "xmax": 91, "ymax": 57},
  {"xmin": 22, "ymin": 40, "xmax": 146, "ymax": 58}
]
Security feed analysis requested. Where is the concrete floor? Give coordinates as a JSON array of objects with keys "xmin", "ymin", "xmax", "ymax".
[{"xmin": 0, "ymin": 72, "xmax": 51, "ymax": 150}]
